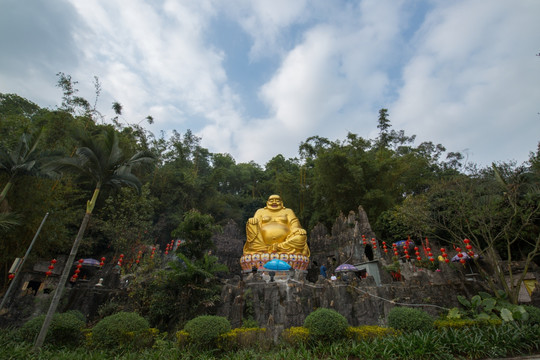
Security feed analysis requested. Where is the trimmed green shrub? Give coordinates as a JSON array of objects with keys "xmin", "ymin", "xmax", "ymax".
[
  {"xmin": 387, "ymin": 307, "xmax": 434, "ymax": 332},
  {"xmin": 91, "ymin": 311, "xmax": 150, "ymax": 349},
  {"xmin": 434, "ymin": 318, "xmax": 501, "ymax": 329},
  {"xmin": 281, "ymin": 326, "xmax": 310, "ymax": 346},
  {"xmin": 218, "ymin": 327, "xmax": 269, "ymax": 351},
  {"xmin": 18, "ymin": 312, "xmax": 86, "ymax": 347},
  {"xmin": 303, "ymin": 308, "xmax": 349, "ymax": 341},
  {"xmin": 523, "ymin": 305, "xmax": 540, "ymax": 325},
  {"xmin": 346, "ymin": 325, "xmax": 400, "ymax": 340},
  {"xmin": 184, "ymin": 315, "xmax": 231, "ymax": 347}
]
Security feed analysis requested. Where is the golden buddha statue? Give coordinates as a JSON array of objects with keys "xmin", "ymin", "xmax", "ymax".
[{"xmin": 243, "ymin": 195, "xmax": 310, "ymax": 256}]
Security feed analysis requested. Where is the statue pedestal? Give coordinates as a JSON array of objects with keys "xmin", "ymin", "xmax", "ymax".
[{"xmin": 240, "ymin": 252, "xmax": 310, "ymax": 272}]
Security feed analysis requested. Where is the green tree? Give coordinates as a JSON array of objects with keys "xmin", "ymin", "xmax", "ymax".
[
  {"xmin": 34, "ymin": 127, "xmax": 156, "ymax": 350},
  {"xmin": 0, "ymin": 130, "xmax": 43, "ymax": 205},
  {"xmin": 172, "ymin": 209, "xmax": 221, "ymax": 260},
  {"xmin": 395, "ymin": 162, "xmax": 540, "ymax": 304},
  {"xmin": 92, "ymin": 183, "xmax": 157, "ymax": 256}
]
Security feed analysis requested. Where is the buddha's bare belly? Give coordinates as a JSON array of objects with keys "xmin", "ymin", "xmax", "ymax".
[{"xmin": 261, "ymin": 222, "xmax": 290, "ymax": 245}]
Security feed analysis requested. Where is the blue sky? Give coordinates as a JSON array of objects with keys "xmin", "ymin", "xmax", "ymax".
[{"xmin": 1, "ymin": 0, "xmax": 539, "ymax": 167}]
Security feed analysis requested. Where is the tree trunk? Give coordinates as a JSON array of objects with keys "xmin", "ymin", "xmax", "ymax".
[
  {"xmin": 33, "ymin": 211, "xmax": 92, "ymax": 350},
  {"xmin": 0, "ymin": 180, "xmax": 13, "ymax": 205}
]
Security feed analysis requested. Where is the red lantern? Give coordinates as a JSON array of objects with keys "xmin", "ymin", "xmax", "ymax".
[
  {"xmin": 457, "ymin": 253, "xmax": 463, "ymax": 258},
  {"xmin": 51, "ymin": 259, "xmax": 57, "ymax": 264},
  {"xmin": 101, "ymin": 257, "xmax": 106, "ymax": 261},
  {"xmin": 72, "ymin": 274, "xmax": 78, "ymax": 279},
  {"xmin": 74, "ymin": 269, "xmax": 81, "ymax": 274},
  {"xmin": 459, "ymin": 259, "xmax": 466, "ymax": 265},
  {"xmin": 48, "ymin": 265, "xmax": 54, "ymax": 270},
  {"xmin": 135, "ymin": 260, "xmax": 140, "ymax": 264},
  {"xmin": 8, "ymin": 273, "xmax": 15, "ymax": 280},
  {"xmin": 119, "ymin": 254, "xmax": 124, "ymax": 259},
  {"xmin": 99, "ymin": 261, "xmax": 104, "ymax": 267},
  {"xmin": 45, "ymin": 271, "xmax": 52, "ymax": 277},
  {"xmin": 445, "ymin": 258, "xmax": 450, "ymax": 263},
  {"xmin": 463, "ymin": 239, "xmax": 470, "ymax": 244},
  {"xmin": 78, "ymin": 258, "xmax": 84, "ymax": 264},
  {"xmin": 429, "ymin": 257, "xmax": 435, "ymax": 262},
  {"xmin": 416, "ymin": 256, "xmax": 421, "ymax": 261}
]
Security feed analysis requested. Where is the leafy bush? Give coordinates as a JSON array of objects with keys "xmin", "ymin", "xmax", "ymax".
[
  {"xmin": 346, "ymin": 325, "xmax": 399, "ymax": 340},
  {"xmin": 18, "ymin": 312, "xmax": 86, "ymax": 347},
  {"xmin": 175, "ymin": 330, "xmax": 190, "ymax": 348},
  {"xmin": 281, "ymin": 326, "xmax": 310, "ymax": 345},
  {"xmin": 183, "ymin": 315, "xmax": 231, "ymax": 347},
  {"xmin": 218, "ymin": 327, "xmax": 268, "ymax": 351},
  {"xmin": 91, "ymin": 311, "xmax": 150, "ymax": 349},
  {"xmin": 455, "ymin": 291, "xmax": 529, "ymax": 321},
  {"xmin": 241, "ymin": 317, "xmax": 259, "ymax": 328},
  {"xmin": 303, "ymin": 308, "xmax": 349, "ymax": 341},
  {"xmin": 434, "ymin": 318, "xmax": 501, "ymax": 329},
  {"xmin": 387, "ymin": 307, "xmax": 434, "ymax": 332},
  {"xmin": 523, "ymin": 305, "xmax": 540, "ymax": 325}
]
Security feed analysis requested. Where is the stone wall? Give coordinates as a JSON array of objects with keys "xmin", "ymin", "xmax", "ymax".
[{"xmin": 216, "ymin": 267, "xmax": 489, "ymax": 333}]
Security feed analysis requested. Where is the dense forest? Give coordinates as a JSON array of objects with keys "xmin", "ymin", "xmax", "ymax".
[{"xmin": 1, "ymin": 74, "xmax": 539, "ymax": 293}]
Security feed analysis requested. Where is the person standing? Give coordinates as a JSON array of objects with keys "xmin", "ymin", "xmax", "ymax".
[{"xmin": 320, "ymin": 264, "xmax": 327, "ymax": 278}]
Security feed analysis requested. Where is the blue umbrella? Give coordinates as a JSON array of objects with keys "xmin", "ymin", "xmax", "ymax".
[{"xmin": 263, "ymin": 259, "xmax": 291, "ymax": 271}]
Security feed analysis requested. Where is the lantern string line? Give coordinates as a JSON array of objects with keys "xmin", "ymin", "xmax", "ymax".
[{"xmin": 289, "ymin": 279, "xmax": 450, "ymax": 311}]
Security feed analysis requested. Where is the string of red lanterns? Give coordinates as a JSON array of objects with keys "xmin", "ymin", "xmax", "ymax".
[
  {"xmin": 45, "ymin": 258, "xmax": 57, "ymax": 277},
  {"xmin": 71, "ymin": 258, "xmax": 84, "ymax": 282},
  {"xmin": 100, "ymin": 257, "xmax": 106, "ymax": 267},
  {"xmin": 440, "ymin": 248, "xmax": 449, "ymax": 263}
]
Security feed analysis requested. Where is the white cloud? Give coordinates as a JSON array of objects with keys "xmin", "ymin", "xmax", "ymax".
[
  {"xmin": 391, "ymin": 0, "xmax": 540, "ymax": 166},
  {"xmin": 1, "ymin": 0, "xmax": 539, "ymax": 167}
]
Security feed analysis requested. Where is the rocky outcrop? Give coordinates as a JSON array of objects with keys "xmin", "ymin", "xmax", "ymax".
[
  {"xmin": 216, "ymin": 266, "xmax": 489, "ymax": 331},
  {"xmin": 213, "ymin": 219, "xmax": 244, "ymax": 276}
]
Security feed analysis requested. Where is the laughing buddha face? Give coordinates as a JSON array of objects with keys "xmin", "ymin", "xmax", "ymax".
[{"xmin": 266, "ymin": 195, "xmax": 284, "ymax": 211}]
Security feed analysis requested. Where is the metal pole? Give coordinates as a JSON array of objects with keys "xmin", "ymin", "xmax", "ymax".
[{"xmin": 0, "ymin": 212, "xmax": 49, "ymax": 311}]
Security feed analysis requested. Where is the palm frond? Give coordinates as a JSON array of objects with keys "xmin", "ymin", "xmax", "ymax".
[{"xmin": 0, "ymin": 212, "xmax": 21, "ymax": 231}]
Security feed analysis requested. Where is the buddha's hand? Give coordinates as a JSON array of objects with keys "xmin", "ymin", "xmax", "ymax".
[
  {"xmin": 291, "ymin": 228, "xmax": 307, "ymax": 236},
  {"xmin": 248, "ymin": 217, "xmax": 258, "ymax": 225}
]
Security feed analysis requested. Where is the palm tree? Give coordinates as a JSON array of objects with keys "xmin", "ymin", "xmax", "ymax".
[
  {"xmin": 0, "ymin": 130, "xmax": 42, "ymax": 205},
  {"xmin": 34, "ymin": 127, "xmax": 156, "ymax": 350}
]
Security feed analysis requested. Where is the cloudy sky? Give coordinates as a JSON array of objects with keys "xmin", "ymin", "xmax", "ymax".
[{"xmin": 1, "ymin": 0, "xmax": 539, "ymax": 167}]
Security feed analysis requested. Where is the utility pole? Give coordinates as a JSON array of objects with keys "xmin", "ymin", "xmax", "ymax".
[{"xmin": 0, "ymin": 212, "xmax": 49, "ymax": 311}]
